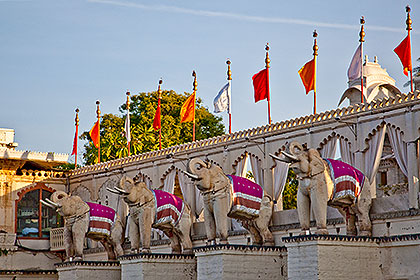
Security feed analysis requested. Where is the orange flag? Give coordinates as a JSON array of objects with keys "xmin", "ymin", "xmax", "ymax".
[
  {"xmin": 180, "ymin": 92, "xmax": 196, "ymax": 123},
  {"xmin": 298, "ymin": 58, "xmax": 316, "ymax": 94},
  {"xmin": 153, "ymin": 98, "xmax": 161, "ymax": 130},
  {"xmin": 89, "ymin": 120, "xmax": 100, "ymax": 148},
  {"xmin": 394, "ymin": 35, "xmax": 412, "ymax": 76}
]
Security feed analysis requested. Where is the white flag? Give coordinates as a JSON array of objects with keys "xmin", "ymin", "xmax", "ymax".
[
  {"xmin": 347, "ymin": 43, "xmax": 362, "ymax": 81},
  {"xmin": 213, "ymin": 80, "xmax": 231, "ymax": 113},
  {"xmin": 124, "ymin": 112, "xmax": 131, "ymax": 143}
]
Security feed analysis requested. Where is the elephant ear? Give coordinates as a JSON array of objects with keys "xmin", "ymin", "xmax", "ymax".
[{"xmin": 308, "ymin": 149, "xmax": 325, "ymax": 176}]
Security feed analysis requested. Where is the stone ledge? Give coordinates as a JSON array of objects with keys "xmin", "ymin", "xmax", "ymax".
[
  {"xmin": 0, "ymin": 270, "xmax": 57, "ymax": 275},
  {"xmin": 371, "ymin": 208, "xmax": 420, "ymax": 220},
  {"xmin": 55, "ymin": 260, "xmax": 120, "ymax": 268},
  {"xmin": 118, "ymin": 252, "xmax": 195, "ymax": 261},
  {"xmin": 282, "ymin": 234, "xmax": 378, "ymax": 243},
  {"xmin": 193, "ymin": 244, "xmax": 286, "ymax": 253}
]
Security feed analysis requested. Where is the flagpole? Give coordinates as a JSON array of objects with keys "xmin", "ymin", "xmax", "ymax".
[
  {"xmin": 74, "ymin": 108, "xmax": 79, "ymax": 168},
  {"xmin": 227, "ymin": 59, "xmax": 232, "ymax": 134},
  {"xmin": 313, "ymin": 30, "xmax": 318, "ymax": 115},
  {"xmin": 192, "ymin": 71, "xmax": 197, "ymax": 142},
  {"xmin": 96, "ymin": 100, "xmax": 101, "ymax": 163},
  {"xmin": 265, "ymin": 43, "xmax": 272, "ymax": 124},
  {"xmin": 157, "ymin": 79, "xmax": 163, "ymax": 149},
  {"xmin": 359, "ymin": 16, "xmax": 365, "ymax": 103},
  {"xmin": 126, "ymin": 91, "xmax": 131, "ymax": 156},
  {"xmin": 406, "ymin": 5, "xmax": 413, "ymax": 93}
]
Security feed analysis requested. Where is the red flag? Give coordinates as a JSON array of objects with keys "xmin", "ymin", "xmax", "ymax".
[
  {"xmin": 180, "ymin": 92, "xmax": 196, "ymax": 123},
  {"xmin": 89, "ymin": 120, "xmax": 100, "ymax": 148},
  {"xmin": 394, "ymin": 35, "xmax": 412, "ymax": 76},
  {"xmin": 71, "ymin": 127, "xmax": 78, "ymax": 155},
  {"xmin": 252, "ymin": 69, "xmax": 268, "ymax": 102},
  {"xmin": 153, "ymin": 99, "xmax": 161, "ymax": 130},
  {"xmin": 298, "ymin": 58, "xmax": 316, "ymax": 94}
]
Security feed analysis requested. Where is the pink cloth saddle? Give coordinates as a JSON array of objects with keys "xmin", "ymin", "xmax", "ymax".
[
  {"xmin": 325, "ymin": 159, "xmax": 365, "ymax": 204},
  {"xmin": 227, "ymin": 175, "xmax": 263, "ymax": 219},
  {"xmin": 86, "ymin": 202, "xmax": 116, "ymax": 238},
  {"xmin": 152, "ymin": 190, "xmax": 184, "ymax": 227}
]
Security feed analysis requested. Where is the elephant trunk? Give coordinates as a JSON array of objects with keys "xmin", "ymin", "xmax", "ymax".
[{"xmin": 188, "ymin": 158, "xmax": 207, "ymax": 176}]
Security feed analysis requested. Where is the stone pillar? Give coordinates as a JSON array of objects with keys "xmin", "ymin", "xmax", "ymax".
[
  {"xmin": 194, "ymin": 244, "xmax": 287, "ymax": 280},
  {"xmin": 119, "ymin": 253, "xmax": 196, "ymax": 280},
  {"xmin": 407, "ymin": 142, "xmax": 419, "ymax": 209},
  {"xmin": 56, "ymin": 261, "xmax": 121, "ymax": 280},
  {"xmin": 284, "ymin": 235, "xmax": 381, "ymax": 280}
]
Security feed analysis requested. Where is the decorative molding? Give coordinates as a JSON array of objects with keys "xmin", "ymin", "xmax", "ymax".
[
  {"xmin": 193, "ymin": 244, "xmax": 286, "ymax": 253},
  {"xmin": 55, "ymin": 260, "xmax": 120, "ymax": 268},
  {"xmin": 118, "ymin": 252, "xmax": 195, "ymax": 261}
]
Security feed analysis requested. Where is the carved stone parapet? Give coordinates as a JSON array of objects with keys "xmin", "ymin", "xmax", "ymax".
[
  {"xmin": 0, "ymin": 233, "xmax": 17, "ymax": 251},
  {"xmin": 282, "ymin": 234, "xmax": 379, "ymax": 243},
  {"xmin": 193, "ymin": 243, "xmax": 286, "ymax": 253},
  {"xmin": 55, "ymin": 261, "xmax": 121, "ymax": 280},
  {"xmin": 119, "ymin": 252, "xmax": 196, "ymax": 280}
]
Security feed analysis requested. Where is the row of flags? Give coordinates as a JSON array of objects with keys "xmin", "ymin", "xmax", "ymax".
[{"xmin": 72, "ymin": 6, "xmax": 415, "ymax": 166}]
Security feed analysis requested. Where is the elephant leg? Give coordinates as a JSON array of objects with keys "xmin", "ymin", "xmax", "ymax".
[
  {"xmin": 139, "ymin": 210, "xmax": 152, "ymax": 253},
  {"xmin": 297, "ymin": 190, "xmax": 311, "ymax": 234},
  {"xmin": 165, "ymin": 230, "xmax": 181, "ymax": 254},
  {"xmin": 71, "ymin": 216, "xmax": 89, "ymax": 260},
  {"xmin": 356, "ymin": 184, "xmax": 372, "ymax": 236},
  {"xmin": 176, "ymin": 215, "xmax": 193, "ymax": 254},
  {"xmin": 337, "ymin": 208, "xmax": 356, "ymax": 236},
  {"xmin": 255, "ymin": 197, "xmax": 274, "ymax": 245},
  {"xmin": 310, "ymin": 190, "xmax": 328, "ymax": 235},
  {"xmin": 129, "ymin": 217, "xmax": 140, "ymax": 253},
  {"xmin": 110, "ymin": 221, "xmax": 124, "ymax": 257},
  {"xmin": 203, "ymin": 207, "xmax": 217, "ymax": 243},
  {"xmin": 213, "ymin": 195, "xmax": 229, "ymax": 244},
  {"xmin": 100, "ymin": 239, "xmax": 116, "ymax": 260},
  {"xmin": 63, "ymin": 226, "xmax": 74, "ymax": 261},
  {"xmin": 246, "ymin": 223, "xmax": 263, "ymax": 245}
]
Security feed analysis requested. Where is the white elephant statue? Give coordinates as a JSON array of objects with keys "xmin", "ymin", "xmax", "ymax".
[
  {"xmin": 273, "ymin": 141, "xmax": 372, "ymax": 236},
  {"xmin": 184, "ymin": 158, "xmax": 274, "ymax": 245},
  {"xmin": 41, "ymin": 191, "xmax": 125, "ymax": 261},
  {"xmin": 108, "ymin": 176, "xmax": 193, "ymax": 254}
]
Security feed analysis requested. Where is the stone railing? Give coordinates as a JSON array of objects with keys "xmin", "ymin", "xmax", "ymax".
[
  {"xmin": 70, "ymin": 91, "xmax": 420, "ymax": 177},
  {"xmin": 20, "ymin": 169, "xmax": 66, "ymax": 179},
  {"xmin": 50, "ymin": 227, "xmax": 65, "ymax": 251},
  {"xmin": 0, "ymin": 233, "xmax": 17, "ymax": 250}
]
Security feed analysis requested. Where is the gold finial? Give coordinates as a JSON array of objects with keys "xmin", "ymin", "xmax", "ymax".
[
  {"xmin": 96, "ymin": 100, "xmax": 101, "ymax": 118},
  {"xmin": 359, "ymin": 16, "xmax": 365, "ymax": 43},
  {"xmin": 313, "ymin": 30, "xmax": 318, "ymax": 56},
  {"xmin": 192, "ymin": 71, "xmax": 197, "ymax": 92},
  {"xmin": 226, "ymin": 59, "xmax": 232, "ymax": 81},
  {"xmin": 75, "ymin": 108, "xmax": 79, "ymax": 126},
  {"xmin": 126, "ymin": 91, "xmax": 130, "ymax": 110},
  {"xmin": 406, "ymin": 5, "xmax": 412, "ymax": 31},
  {"xmin": 158, "ymin": 78, "xmax": 163, "ymax": 98},
  {"xmin": 265, "ymin": 43, "xmax": 270, "ymax": 68}
]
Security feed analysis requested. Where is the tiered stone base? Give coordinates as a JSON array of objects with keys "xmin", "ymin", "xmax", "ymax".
[
  {"xmin": 283, "ymin": 235, "xmax": 381, "ymax": 280},
  {"xmin": 194, "ymin": 244, "xmax": 287, "ymax": 280},
  {"xmin": 55, "ymin": 261, "xmax": 120, "ymax": 280},
  {"xmin": 119, "ymin": 253, "xmax": 196, "ymax": 280}
]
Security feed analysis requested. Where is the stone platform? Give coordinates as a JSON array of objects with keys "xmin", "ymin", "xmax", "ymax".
[
  {"xmin": 55, "ymin": 260, "xmax": 121, "ymax": 280},
  {"xmin": 194, "ymin": 244, "xmax": 287, "ymax": 280},
  {"xmin": 118, "ymin": 253, "xmax": 196, "ymax": 280}
]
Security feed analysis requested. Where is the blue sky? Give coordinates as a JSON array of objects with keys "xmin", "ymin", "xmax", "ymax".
[{"xmin": 0, "ymin": 0, "xmax": 418, "ymax": 165}]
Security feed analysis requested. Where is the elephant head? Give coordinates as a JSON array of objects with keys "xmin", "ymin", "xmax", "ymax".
[
  {"xmin": 41, "ymin": 191, "xmax": 88, "ymax": 217},
  {"xmin": 186, "ymin": 158, "xmax": 228, "ymax": 192},
  {"xmin": 274, "ymin": 141, "xmax": 325, "ymax": 178},
  {"xmin": 108, "ymin": 176, "xmax": 152, "ymax": 206}
]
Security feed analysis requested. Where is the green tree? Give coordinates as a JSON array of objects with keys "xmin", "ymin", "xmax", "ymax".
[
  {"xmin": 81, "ymin": 90, "xmax": 225, "ymax": 165},
  {"xmin": 282, "ymin": 169, "xmax": 298, "ymax": 210}
]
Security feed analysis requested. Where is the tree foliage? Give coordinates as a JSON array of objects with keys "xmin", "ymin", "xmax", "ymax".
[
  {"xmin": 81, "ymin": 90, "xmax": 225, "ymax": 165},
  {"xmin": 282, "ymin": 169, "xmax": 298, "ymax": 210}
]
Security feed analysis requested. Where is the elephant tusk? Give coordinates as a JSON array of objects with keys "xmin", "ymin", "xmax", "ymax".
[
  {"xmin": 106, "ymin": 187, "xmax": 122, "ymax": 195},
  {"xmin": 269, "ymin": 153, "xmax": 286, "ymax": 162},
  {"xmin": 45, "ymin": 198, "xmax": 59, "ymax": 207},
  {"xmin": 41, "ymin": 199, "xmax": 56, "ymax": 208},
  {"xmin": 182, "ymin": 170, "xmax": 199, "ymax": 180},
  {"xmin": 281, "ymin": 151, "xmax": 299, "ymax": 162},
  {"xmin": 114, "ymin": 187, "xmax": 130, "ymax": 195}
]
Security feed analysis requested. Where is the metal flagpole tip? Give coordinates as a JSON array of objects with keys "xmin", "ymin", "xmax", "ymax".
[
  {"xmin": 226, "ymin": 59, "xmax": 231, "ymax": 65},
  {"xmin": 126, "ymin": 91, "xmax": 130, "ymax": 96},
  {"xmin": 96, "ymin": 100, "xmax": 100, "ymax": 105},
  {"xmin": 313, "ymin": 30, "xmax": 318, "ymax": 38},
  {"xmin": 265, "ymin": 43, "xmax": 269, "ymax": 51},
  {"xmin": 75, "ymin": 108, "xmax": 79, "ymax": 113},
  {"xmin": 192, "ymin": 70, "xmax": 196, "ymax": 77},
  {"xmin": 159, "ymin": 78, "xmax": 163, "ymax": 85},
  {"xmin": 360, "ymin": 16, "xmax": 365, "ymax": 25},
  {"xmin": 406, "ymin": 5, "xmax": 411, "ymax": 13}
]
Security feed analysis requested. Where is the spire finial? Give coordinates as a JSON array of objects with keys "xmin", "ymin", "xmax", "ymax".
[
  {"xmin": 96, "ymin": 100, "xmax": 101, "ymax": 118},
  {"xmin": 75, "ymin": 108, "xmax": 79, "ymax": 126},
  {"xmin": 158, "ymin": 78, "xmax": 163, "ymax": 98},
  {"xmin": 359, "ymin": 16, "xmax": 365, "ymax": 43},
  {"xmin": 406, "ymin": 5, "xmax": 412, "ymax": 31},
  {"xmin": 226, "ymin": 59, "xmax": 232, "ymax": 81},
  {"xmin": 192, "ymin": 71, "xmax": 197, "ymax": 92},
  {"xmin": 313, "ymin": 30, "xmax": 318, "ymax": 56},
  {"xmin": 265, "ymin": 43, "xmax": 270, "ymax": 68},
  {"xmin": 126, "ymin": 91, "xmax": 130, "ymax": 110}
]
